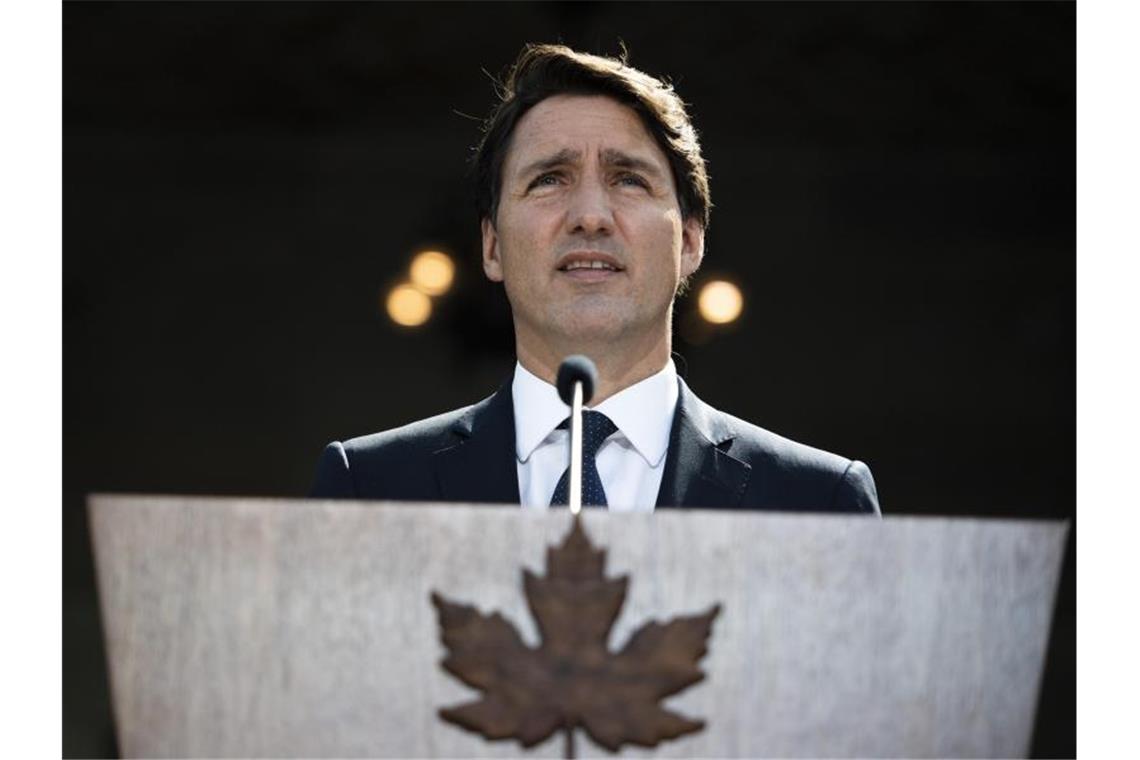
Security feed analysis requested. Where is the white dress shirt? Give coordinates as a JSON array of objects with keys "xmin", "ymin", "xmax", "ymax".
[{"xmin": 512, "ymin": 360, "xmax": 679, "ymax": 512}]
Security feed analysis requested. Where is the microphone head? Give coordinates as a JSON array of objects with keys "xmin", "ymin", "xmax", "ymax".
[{"xmin": 556, "ymin": 355, "xmax": 598, "ymax": 406}]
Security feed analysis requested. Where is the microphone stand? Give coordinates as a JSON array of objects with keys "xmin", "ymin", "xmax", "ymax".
[{"xmin": 568, "ymin": 379, "xmax": 584, "ymax": 515}]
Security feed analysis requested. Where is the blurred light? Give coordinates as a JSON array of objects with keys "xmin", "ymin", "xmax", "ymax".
[
  {"xmin": 409, "ymin": 250, "xmax": 455, "ymax": 296},
  {"xmin": 386, "ymin": 284, "xmax": 432, "ymax": 327},
  {"xmin": 697, "ymin": 280, "xmax": 743, "ymax": 324}
]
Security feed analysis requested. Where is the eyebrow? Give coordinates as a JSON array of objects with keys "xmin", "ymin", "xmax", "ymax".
[
  {"xmin": 515, "ymin": 148, "xmax": 582, "ymax": 180},
  {"xmin": 514, "ymin": 147, "xmax": 666, "ymax": 181},
  {"xmin": 601, "ymin": 148, "xmax": 666, "ymax": 179}
]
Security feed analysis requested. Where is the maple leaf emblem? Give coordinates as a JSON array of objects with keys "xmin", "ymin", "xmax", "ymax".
[{"xmin": 431, "ymin": 516, "xmax": 721, "ymax": 756}]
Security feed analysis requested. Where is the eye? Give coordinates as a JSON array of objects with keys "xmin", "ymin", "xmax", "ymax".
[
  {"xmin": 616, "ymin": 173, "xmax": 650, "ymax": 189},
  {"xmin": 527, "ymin": 172, "xmax": 563, "ymax": 190}
]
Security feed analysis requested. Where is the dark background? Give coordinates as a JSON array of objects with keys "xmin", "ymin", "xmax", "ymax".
[{"xmin": 64, "ymin": 2, "xmax": 1075, "ymax": 756}]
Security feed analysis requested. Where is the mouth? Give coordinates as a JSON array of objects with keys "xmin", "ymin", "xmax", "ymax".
[{"xmin": 556, "ymin": 252, "xmax": 625, "ymax": 280}]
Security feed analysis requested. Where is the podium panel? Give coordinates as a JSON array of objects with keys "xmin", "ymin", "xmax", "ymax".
[{"xmin": 89, "ymin": 495, "xmax": 1067, "ymax": 758}]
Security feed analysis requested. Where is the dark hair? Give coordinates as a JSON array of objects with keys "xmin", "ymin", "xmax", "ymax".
[{"xmin": 473, "ymin": 44, "xmax": 711, "ymax": 229}]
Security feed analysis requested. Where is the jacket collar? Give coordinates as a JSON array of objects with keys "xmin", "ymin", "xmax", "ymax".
[
  {"xmin": 430, "ymin": 381, "xmax": 521, "ymax": 505},
  {"xmin": 654, "ymin": 378, "xmax": 753, "ymax": 509},
  {"xmin": 429, "ymin": 376, "xmax": 753, "ymax": 510}
]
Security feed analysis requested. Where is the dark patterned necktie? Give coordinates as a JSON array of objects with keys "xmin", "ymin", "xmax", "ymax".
[{"xmin": 549, "ymin": 410, "xmax": 618, "ymax": 508}]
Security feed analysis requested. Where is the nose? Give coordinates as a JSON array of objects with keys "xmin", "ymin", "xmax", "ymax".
[{"xmin": 565, "ymin": 174, "xmax": 614, "ymax": 237}]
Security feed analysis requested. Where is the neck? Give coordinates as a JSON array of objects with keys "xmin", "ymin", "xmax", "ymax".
[{"xmin": 514, "ymin": 323, "xmax": 672, "ymax": 405}]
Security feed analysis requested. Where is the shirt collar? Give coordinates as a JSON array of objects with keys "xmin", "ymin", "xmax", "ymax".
[
  {"xmin": 512, "ymin": 362, "xmax": 570, "ymax": 463},
  {"xmin": 511, "ymin": 359, "xmax": 678, "ymax": 467}
]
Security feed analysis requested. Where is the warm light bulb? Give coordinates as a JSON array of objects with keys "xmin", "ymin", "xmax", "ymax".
[
  {"xmin": 386, "ymin": 284, "xmax": 432, "ymax": 327},
  {"xmin": 409, "ymin": 250, "xmax": 455, "ymax": 296},
  {"xmin": 697, "ymin": 280, "xmax": 743, "ymax": 324}
]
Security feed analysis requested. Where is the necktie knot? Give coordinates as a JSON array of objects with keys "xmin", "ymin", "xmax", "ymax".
[
  {"xmin": 550, "ymin": 410, "xmax": 618, "ymax": 508},
  {"xmin": 557, "ymin": 410, "xmax": 617, "ymax": 459}
]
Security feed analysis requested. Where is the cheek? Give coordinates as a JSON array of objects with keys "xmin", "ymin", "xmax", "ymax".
[
  {"xmin": 497, "ymin": 212, "xmax": 553, "ymax": 274},
  {"xmin": 632, "ymin": 212, "xmax": 686, "ymax": 271}
]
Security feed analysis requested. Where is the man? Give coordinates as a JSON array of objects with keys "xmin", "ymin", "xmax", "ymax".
[{"xmin": 310, "ymin": 44, "xmax": 880, "ymax": 515}]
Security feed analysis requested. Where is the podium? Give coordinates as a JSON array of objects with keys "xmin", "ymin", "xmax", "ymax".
[{"xmin": 89, "ymin": 495, "xmax": 1067, "ymax": 758}]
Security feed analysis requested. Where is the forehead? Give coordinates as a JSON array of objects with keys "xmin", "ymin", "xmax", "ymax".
[{"xmin": 503, "ymin": 94, "xmax": 669, "ymax": 174}]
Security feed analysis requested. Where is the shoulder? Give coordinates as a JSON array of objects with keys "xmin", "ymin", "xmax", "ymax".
[
  {"xmin": 308, "ymin": 389, "xmax": 501, "ymax": 500},
  {"xmin": 340, "ymin": 404, "xmax": 475, "ymax": 461},
  {"xmin": 717, "ymin": 409, "xmax": 852, "ymax": 478},
  {"xmin": 682, "ymin": 384, "xmax": 880, "ymax": 514}
]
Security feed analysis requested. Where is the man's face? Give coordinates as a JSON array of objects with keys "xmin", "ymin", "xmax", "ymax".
[{"xmin": 482, "ymin": 94, "xmax": 704, "ymax": 352}]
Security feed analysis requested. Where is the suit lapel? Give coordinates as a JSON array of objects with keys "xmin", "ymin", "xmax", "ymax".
[
  {"xmin": 431, "ymin": 382, "xmax": 521, "ymax": 505},
  {"xmin": 428, "ymin": 376, "xmax": 749, "ymax": 509},
  {"xmin": 656, "ymin": 379, "xmax": 752, "ymax": 509}
]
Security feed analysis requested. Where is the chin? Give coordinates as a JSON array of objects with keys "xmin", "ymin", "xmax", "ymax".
[{"xmin": 555, "ymin": 310, "xmax": 644, "ymax": 342}]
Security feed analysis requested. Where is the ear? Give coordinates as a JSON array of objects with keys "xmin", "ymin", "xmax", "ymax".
[
  {"xmin": 679, "ymin": 216, "xmax": 705, "ymax": 279},
  {"xmin": 481, "ymin": 217, "xmax": 504, "ymax": 282}
]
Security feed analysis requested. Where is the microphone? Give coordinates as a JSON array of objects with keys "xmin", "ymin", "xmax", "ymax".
[
  {"xmin": 556, "ymin": 355, "xmax": 597, "ymax": 406},
  {"xmin": 556, "ymin": 355, "xmax": 598, "ymax": 514}
]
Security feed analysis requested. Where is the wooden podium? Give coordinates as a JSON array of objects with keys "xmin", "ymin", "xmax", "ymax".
[{"xmin": 89, "ymin": 495, "xmax": 1067, "ymax": 758}]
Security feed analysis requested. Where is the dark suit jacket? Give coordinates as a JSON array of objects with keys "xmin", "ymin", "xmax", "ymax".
[{"xmin": 310, "ymin": 378, "xmax": 880, "ymax": 515}]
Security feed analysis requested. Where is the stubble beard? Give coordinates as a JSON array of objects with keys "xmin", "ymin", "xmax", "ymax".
[{"xmin": 511, "ymin": 293, "xmax": 675, "ymax": 382}]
